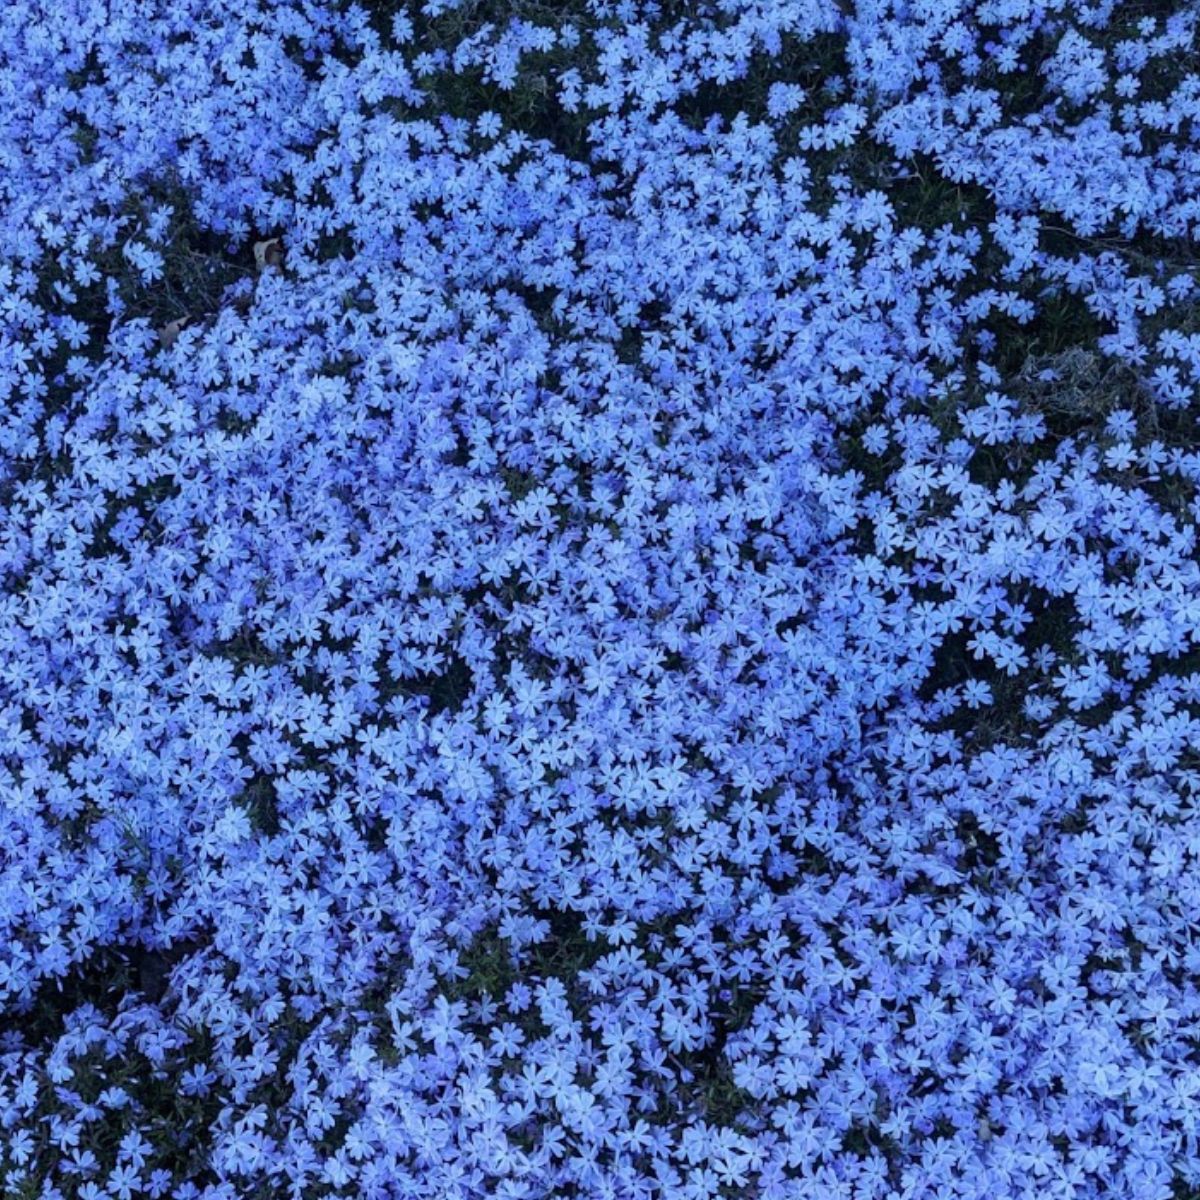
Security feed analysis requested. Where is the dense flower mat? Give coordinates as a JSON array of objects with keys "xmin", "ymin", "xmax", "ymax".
[{"xmin": 2, "ymin": 1, "xmax": 1200, "ymax": 1197}]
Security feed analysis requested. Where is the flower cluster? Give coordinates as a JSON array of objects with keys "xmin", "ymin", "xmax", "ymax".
[{"xmin": 2, "ymin": 1, "xmax": 1200, "ymax": 1198}]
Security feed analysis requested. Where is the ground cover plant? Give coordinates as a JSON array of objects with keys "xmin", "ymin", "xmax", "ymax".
[{"xmin": 2, "ymin": 0, "xmax": 1200, "ymax": 1196}]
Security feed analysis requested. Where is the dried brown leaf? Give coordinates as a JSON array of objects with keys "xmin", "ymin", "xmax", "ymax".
[{"xmin": 254, "ymin": 238, "xmax": 284, "ymax": 271}]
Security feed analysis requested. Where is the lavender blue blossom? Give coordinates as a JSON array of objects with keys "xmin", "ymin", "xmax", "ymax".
[{"xmin": 1, "ymin": 1, "xmax": 1200, "ymax": 1198}]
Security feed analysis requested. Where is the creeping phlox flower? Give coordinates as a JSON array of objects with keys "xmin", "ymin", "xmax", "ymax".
[{"xmin": 1, "ymin": 1, "xmax": 1199, "ymax": 1198}]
